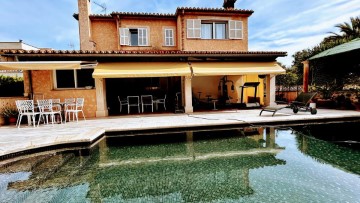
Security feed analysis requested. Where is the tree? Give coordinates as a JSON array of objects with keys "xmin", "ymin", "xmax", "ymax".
[
  {"xmin": 324, "ymin": 16, "xmax": 360, "ymax": 43},
  {"xmin": 292, "ymin": 16, "xmax": 360, "ymax": 87}
]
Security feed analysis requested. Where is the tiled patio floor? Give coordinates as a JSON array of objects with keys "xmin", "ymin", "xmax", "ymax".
[{"xmin": 1, "ymin": 108, "xmax": 360, "ymax": 158}]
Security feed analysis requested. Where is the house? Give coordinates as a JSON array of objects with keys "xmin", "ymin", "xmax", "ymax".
[
  {"xmin": 0, "ymin": 40, "xmax": 39, "ymax": 77},
  {"xmin": 0, "ymin": 0, "xmax": 286, "ymax": 118}
]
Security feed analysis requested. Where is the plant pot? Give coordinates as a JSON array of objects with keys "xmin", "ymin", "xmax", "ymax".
[
  {"xmin": 353, "ymin": 102, "xmax": 360, "ymax": 111},
  {"xmin": 8, "ymin": 116, "xmax": 17, "ymax": 124},
  {"xmin": 0, "ymin": 116, "xmax": 5, "ymax": 126}
]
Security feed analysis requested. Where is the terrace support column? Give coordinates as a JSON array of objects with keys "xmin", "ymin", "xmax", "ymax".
[
  {"xmin": 265, "ymin": 74, "xmax": 276, "ymax": 106},
  {"xmin": 302, "ymin": 60, "xmax": 309, "ymax": 93},
  {"xmin": 22, "ymin": 70, "xmax": 31, "ymax": 98},
  {"xmin": 95, "ymin": 78, "xmax": 108, "ymax": 117},
  {"xmin": 184, "ymin": 76, "xmax": 193, "ymax": 113}
]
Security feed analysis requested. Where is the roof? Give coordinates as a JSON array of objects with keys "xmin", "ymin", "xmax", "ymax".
[
  {"xmin": 309, "ymin": 38, "xmax": 360, "ymax": 60},
  {"xmin": 0, "ymin": 49, "xmax": 286, "ymax": 58},
  {"xmin": 74, "ymin": 7, "xmax": 253, "ymax": 20}
]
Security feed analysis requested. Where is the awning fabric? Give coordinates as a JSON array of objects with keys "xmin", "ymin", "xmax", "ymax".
[
  {"xmin": 0, "ymin": 61, "xmax": 83, "ymax": 70},
  {"xmin": 191, "ymin": 62, "xmax": 285, "ymax": 76},
  {"xmin": 93, "ymin": 62, "xmax": 192, "ymax": 78}
]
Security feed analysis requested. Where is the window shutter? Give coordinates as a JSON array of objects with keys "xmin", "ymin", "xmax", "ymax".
[
  {"xmin": 120, "ymin": 28, "xmax": 130, "ymax": 45},
  {"xmin": 138, "ymin": 28, "xmax": 148, "ymax": 46},
  {"xmin": 187, "ymin": 19, "xmax": 201, "ymax": 38},
  {"xmin": 229, "ymin": 20, "xmax": 243, "ymax": 39},
  {"xmin": 165, "ymin": 29, "xmax": 174, "ymax": 46}
]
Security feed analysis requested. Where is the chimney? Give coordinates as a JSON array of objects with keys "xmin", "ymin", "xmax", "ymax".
[
  {"xmin": 78, "ymin": 0, "xmax": 93, "ymax": 50},
  {"xmin": 223, "ymin": 0, "xmax": 237, "ymax": 9}
]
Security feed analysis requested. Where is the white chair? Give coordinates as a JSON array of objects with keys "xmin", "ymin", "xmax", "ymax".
[
  {"xmin": 141, "ymin": 95, "xmax": 153, "ymax": 113},
  {"xmin": 118, "ymin": 96, "xmax": 129, "ymax": 113},
  {"xmin": 127, "ymin": 96, "xmax": 140, "ymax": 114},
  {"xmin": 16, "ymin": 100, "xmax": 40, "ymax": 128},
  {"xmin": 65, "ymin": 98, "xmax": 86, "ymax": 122},
  {"xmin": 154, "ymin": 94, "xmax": 166, "ymax": 111},
  {"xmin": 32, "ymin": 93, "xmax": 44, "ymax": 101},
  {"xmin": 64, "ymin": 98, "xmax": 76, "ymax": 121},
  {"xmin": 51, "ymin": 98, "xmax": 62, "ymax": 112},
  {"xmin": 37, "ymin": 99, "xmax": 62, "ymax": 126}
]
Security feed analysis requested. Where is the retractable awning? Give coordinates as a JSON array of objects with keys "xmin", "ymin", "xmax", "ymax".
[
  {"xmin": 191, "ymin": 62, "xmax": 285, "ymax": 76},
  {"xmin": 0, "ymin": 61, "xmax": 88, "ymax": 70},
  {"xmin": 93, "ymin": 62, "xmax": 192, "ymax": 78}
]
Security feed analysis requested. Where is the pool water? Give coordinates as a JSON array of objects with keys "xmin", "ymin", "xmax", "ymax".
[{"xmin": 0, "ymin": 123, "xmax": 359, "ymax": 203}]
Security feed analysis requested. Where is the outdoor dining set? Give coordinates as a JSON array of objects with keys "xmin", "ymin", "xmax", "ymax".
[
  {"xmin": 15, "ymin": 98, "xmax": 86, "ymax": 128},
  {"xmin": 118, "ymin": 94, "xmax": 166, "ymax": 114}
]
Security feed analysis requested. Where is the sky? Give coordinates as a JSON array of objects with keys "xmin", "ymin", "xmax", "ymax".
[{"xmin": 0, "ymin": 0, "xmax": 359, "ymax": 67}]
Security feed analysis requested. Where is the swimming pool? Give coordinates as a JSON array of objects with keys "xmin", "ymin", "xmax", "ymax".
[{"xmin": 0, "ymin": 123, "xmax": 359, "ymax": 202}]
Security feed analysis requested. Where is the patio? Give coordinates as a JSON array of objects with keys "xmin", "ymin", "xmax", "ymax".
[{"xmin": 1, "ymin": 108, "xmax": 360, "ymax": 159}]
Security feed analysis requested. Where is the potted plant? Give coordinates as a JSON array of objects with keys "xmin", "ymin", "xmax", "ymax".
[
  {"xmin": 0, "ymin": 110, "xmax": 5, "ymax": 126},
  {"xmin": 1, "ymin": 106, "xmax": 19, "ymax": 124}
]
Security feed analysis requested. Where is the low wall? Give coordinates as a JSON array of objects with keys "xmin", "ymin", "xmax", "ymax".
[{"xmin": 0, "ymin": 97, "xmax": 27, "ymax": 111}]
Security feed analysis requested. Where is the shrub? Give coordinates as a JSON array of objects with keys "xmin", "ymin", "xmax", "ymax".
[{"xmin": 0, "ymin": 75, "xmax": 24, "ymax": 97}]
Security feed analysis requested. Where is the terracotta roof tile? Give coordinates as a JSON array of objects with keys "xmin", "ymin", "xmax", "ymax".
[
  {"xmin": 81, "ymin": 7, "xmax": 254, "ymax": 19},
  {"xmin": 0, "ymin": 49, "xmax": 287, "ymax": 56}
]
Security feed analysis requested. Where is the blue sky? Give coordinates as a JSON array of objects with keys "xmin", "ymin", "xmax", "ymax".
[{"xmin": 0, "ymin": 0, "xmax": 359, "ymax": 66}]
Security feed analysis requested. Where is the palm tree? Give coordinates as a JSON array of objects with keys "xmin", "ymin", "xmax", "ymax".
[{"xmin": 324, "ymin": 16, "xmax": 360, "ymax": 43}]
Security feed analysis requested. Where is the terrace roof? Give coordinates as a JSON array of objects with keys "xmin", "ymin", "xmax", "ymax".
[{"xmin": 309, "ymin": 38, "xmax": 360, "ymax": 60}]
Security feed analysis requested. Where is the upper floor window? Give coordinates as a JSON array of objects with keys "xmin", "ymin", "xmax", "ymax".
[
  {"xmin": 201, "ymin": 22, "xmax": 227, "ymax": 39},
  {"xmin": 120, "ymin": 28, "xmax": 148, "ymax": 46},
  {"xmin": 164, "ymin": 29, "xmax": 174, "ymax": 46},
  {"xmin": 187, "ymin": 19, "xmax": 243, "ymax": 39},
  {"xmin": 54, "ymin": 69, "xmax": 94, "ymax": 89}
]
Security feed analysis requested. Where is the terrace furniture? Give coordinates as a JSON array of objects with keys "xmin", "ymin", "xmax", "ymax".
[
  {"xmin": 51, "ymin": 98, "xmax": 62, "ymax": 112},
  {"xmin": 51, "ymin": 98, "xmax": 63, "ymax": 122},
  {"xmin": 141, "ymin": 95, "xmax": 154, "ymax": 113},
  {"xmin": 118, "ymin": 96, "xmax": 128, "ymax": 113},
  {"xmin": 64, "ymin": 98, "xmax": 76, "ymax": 121},
  {"xmin": 65, "ymin": 98, "xmax": 86, "ymax": 122},
  {"xmin": 127, "ymin": 96, "xmax": 140, "ymax": 114},
  {"xmin": 15, "ymin": 100, "xmax": 40, "ymax": 128},
  {"xmin": 32, "ymin": 93, "xmax": 44, "ymax": 101},
  {"xmin": 37, "ymin": 99, "xmax": 62, "ymax": 126},
  {"xmin": 259, "ymin": 92, "xmax": 318, "ymax": 116},
  {"xmin": 153, "ymin": 94, "xmax": 166, "ymax": 111}
]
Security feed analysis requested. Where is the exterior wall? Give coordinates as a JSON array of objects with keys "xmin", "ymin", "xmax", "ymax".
[
  {"xmin": 180, "ymin": 14, "xmax": 249, "ymax": 51},
  {"xmin": 0, "ymin": 42, "xmax": 39, "ymax": 50},
  {"xmin": 118, "ymin": 18, "xmax": 178, "ymax": 51},
  {"xmin": 0, "ymin": 97, "xmax": 26, "ymax": 110},
  {"xmin": 87, "ymin": 13, "xmax": 249, "ymax": 51},
  {"xmin": 31, "ymin": 70, "xmax": 97, "ymax": 118},
  {"xmin": 91, "ymin": 19, "xmax": 119, "ymax": 50},
  {"xmin": 192, "ymin": 74, "xmax": 264, "ymax": 105}
]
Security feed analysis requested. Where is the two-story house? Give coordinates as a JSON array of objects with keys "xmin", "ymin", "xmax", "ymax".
[{"xmin": 0, "ymin": 0, "xmax": 286, "ymax": 118}]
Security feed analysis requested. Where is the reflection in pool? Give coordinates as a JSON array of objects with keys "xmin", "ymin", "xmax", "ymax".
[{"xmin": 0, "ymin": 125, "xmax": 359, "ymax": 202}]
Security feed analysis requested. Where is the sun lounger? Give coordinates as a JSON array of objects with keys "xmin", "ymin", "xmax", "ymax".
[{"xmin": 259, "ymin": 92, "xmax": 318, "ymax": 116}]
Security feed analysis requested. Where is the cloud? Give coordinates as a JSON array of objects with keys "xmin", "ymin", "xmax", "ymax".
[{"xmin": 1, "ymin": 0, "xmax": 358, "ymax": 66}]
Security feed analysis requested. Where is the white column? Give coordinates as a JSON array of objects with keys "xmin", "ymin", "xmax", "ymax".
[
  {"xmin": 95, "ymin": 78, "xmax": 108, "ymax": 117},
  {"xmin": 184, "ymin": 76, "xmax": 193, "ymax": 113},
  {"xmin": 265, "ymin": 74, "xmax": 276, "ymax": 106}
]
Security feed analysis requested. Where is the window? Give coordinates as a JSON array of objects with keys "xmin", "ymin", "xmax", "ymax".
[
  {"xmin": 187, "ymin": 19, "xmax": 243, "ymax": 40},
  {"xmin": 119, "ymin": 28, "xmax": 148, "ymax": 46},
  {"xmin": 54, "ymin": 69, "xmax": 94, "ymax": 89},
  {"xmin": 201, "ymin": 22, "xmax": 227, "ymax": 39},
  {"xmin": 164, "ymin": 29, "xmax": 174, "ymax": 46}
]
